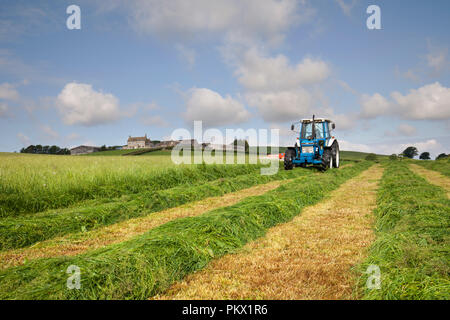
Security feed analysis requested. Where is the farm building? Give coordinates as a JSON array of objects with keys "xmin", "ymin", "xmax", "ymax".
[
  {"xmin": 154, "ymin": 139, "xmax": 200, "ymax": 149},
  {"xmin": 125, "ymin": 134, "xmax": 152, "ymax": 149},
  {"xmin": 70, "ymin": 145, "xmax": 101, "ymax": 155},
  {"xmin": 156, "ymin": 140, "xmax": 179, "ymax": 148},
  {"xmin": 178, "ymin": 139, "xmax": 200, "ymax": 148}
]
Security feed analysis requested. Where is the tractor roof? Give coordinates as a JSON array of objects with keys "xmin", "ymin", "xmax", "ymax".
[{"xmin": 301, "ymin": 118, "xmax": 333, "ymax": 123}]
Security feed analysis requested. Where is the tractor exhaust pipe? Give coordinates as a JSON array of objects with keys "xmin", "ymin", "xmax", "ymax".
[{"xmin": 312, "ymin": 114, "xmax": 316, "ymax": 140}]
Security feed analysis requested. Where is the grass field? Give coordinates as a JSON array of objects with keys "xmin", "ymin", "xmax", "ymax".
[
  {"xmin": 357, "ymin": 161, "xmax": 450, "ymax": 299},
  {"xmin": 0, "ymin": 151, "xmax": 448, "ymax": 300},
  {"xmin": 414, "ymin": 158, "xmax": 450, "ymax": 177}
]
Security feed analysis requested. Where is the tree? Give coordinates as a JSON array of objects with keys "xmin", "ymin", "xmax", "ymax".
[
  {"xmin": 436, "ymin": 153, "xmax": 448, "ymax": 160},
  {"xmin": 232, "ymin": 139, "xmax": 249, "ymax": 153},
  {"xmin": 23, "ymin": 145, "xmax": 36, "ymax": 153},
  {"xmin": 402, "ymin": 146, "xmax": 418, "ymax": 159},
  {"xmin": 389, "ymin": 154, "xmax": 398, "ymax": 160},
  {"xmin": 419, "ymin": 152, "xmax": 431, "ymax": 160},
  {"xmin": 48, "ymin": 145, "xmax": 60, "ymax": 154},
  {"xmin": 19, "ymin": 144, "xmax": 69, "ymax": 155},
  {"xmin": 365, "ymin": 153, "xmax": 377, "ymax": 161}
]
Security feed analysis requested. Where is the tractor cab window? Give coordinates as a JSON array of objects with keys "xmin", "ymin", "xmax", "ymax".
[
  {"xmin": 301, "ymin": 122, "xmax": 324, "ymax": 139},
  {"xmin": 315, "ymin": 123, "xmax": 324, "ymax": 139}
]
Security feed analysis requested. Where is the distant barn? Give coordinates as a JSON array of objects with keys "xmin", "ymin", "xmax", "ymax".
[{"xmin": 70, "ymin": 145, "xmax": 101, "ymax": 155}]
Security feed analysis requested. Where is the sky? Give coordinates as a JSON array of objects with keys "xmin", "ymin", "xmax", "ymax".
[{"xmin": 0, "ymin": 0, "xmax": 449, "ymax": 158}]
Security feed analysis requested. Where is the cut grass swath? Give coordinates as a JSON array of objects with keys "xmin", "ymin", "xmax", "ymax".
[
  {"xmin": 0, "ymin": 161, "xmax": 372, "ymax": 299},
  {"xmin": 0, "ymin": 162, "xmax": 263, "ymax": 217},
  {"xmin": 414, "ymin": 158, "xmax": 450, "ymax": 177},
  {"xmin": 0, "ymin": 166, "xmax": 314, "ymax": 250},
  {"xmin": 356, "ymin": 161, "xmax": 450, "ymax": 299}
]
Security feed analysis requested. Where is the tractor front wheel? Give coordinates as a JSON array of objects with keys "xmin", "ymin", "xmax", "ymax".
[
  {"xmin": 284, "ymin": 149, "xmax": 295, "ymax": 170},
  {"xmin": 321, "ymin": 149, "xmax": 333, "ymax": 171}
]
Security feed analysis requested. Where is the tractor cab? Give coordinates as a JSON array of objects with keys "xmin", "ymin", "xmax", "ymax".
[{"xmin": 285, "ymin": 116, "xmax": 340, "ymax": 170}]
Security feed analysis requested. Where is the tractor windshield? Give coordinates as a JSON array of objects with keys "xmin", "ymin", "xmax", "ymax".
[{"xmin": 301, "ymin": 122, "xmax": 324, "ymax": 139}]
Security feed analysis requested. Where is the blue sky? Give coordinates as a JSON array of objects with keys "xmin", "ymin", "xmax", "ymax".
[{"xmin": 0, "ymin": 0, "xmax": 449, "ymax": 158}]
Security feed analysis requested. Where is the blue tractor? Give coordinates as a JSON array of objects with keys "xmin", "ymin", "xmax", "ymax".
[{"xmin": 284, "ymin": 116, "xmax": 340, "ymax": 171}]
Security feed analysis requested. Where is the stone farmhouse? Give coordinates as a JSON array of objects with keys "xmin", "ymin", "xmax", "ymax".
[{"xmin": 125, "ymin": 134, "xmax": 152, "ymax": 149}]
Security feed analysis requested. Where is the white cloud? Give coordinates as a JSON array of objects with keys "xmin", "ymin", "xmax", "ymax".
[
  {"xmin": 127, "ymin": 0, "xmax": 309, "ymax": 44},
  {"xmin": 246, "ymin": 89, "xmax": 311, "ymax": 123},
  {"xmin": 339, "ymin": 138, "xmax": 446, "ymax": 159},
  {"xmin": 391, "ymin": 82, "xmax": 450, "ymax": 120},
  {"xmin": 184, "ymin": 88, "xmax": 250, "ymax": 127},
  {"xmin": 397, "ymin": 123, "xmax": 417, "ymax": 136},
  {"xmin": 40, "ymin": 125, "xmax": 59, "ymax": 139},
  {"xmin": 337, "ymin": 80, "xmax": 358, "ymax": 95},
  {"xmin": 0, "ymin": 102, "xmax": 10, "ymax": 118},
  {"xmin": 335, "ymin": 0, "xmax": 358, "ymax": 16},
  {"xmin": 17, "ymin": 133, "xmax": 31, "ymax": 146},
  {"xmin": 227, "ymin": 47, "xmax": 330, "ymax": 124},
  {"xmin": 141, "ymin": 115, "xmax": 169, "ymax": 127},
  {"xmin": 359, "ymin": 82, "xmax": 450, "ymax": 121},
  {"xmin": 0, "ymin": 82, "xmax": 19, "ymax": 100},
  {"xmin": 339, "ymin": 140, "xmax": 372, "ymax": 153},
  {"xmin": 427, "ymin": 48, "xmax": 448, "ymax": 75},
  {"xmin": 394, "ymin": 66, "xmax": 419, "ymax": 82},
  {"xmin": 56, "ymin": 82, "xmax": 122, "ymax": 126},
  {"xmin": 66, "ymin": 133, "xmax": 81, "ymax": 141},
  {"xmin": 236, "ymin": 48, "xmax": 330, "ymax": 91},
  {"xmin": 360, "ymin": 93, "xmax": 390, "ymax": 119},
  {"xmin": 321, "ymin": 108, "xmax": 357, "ymax": 130},
  {"xmin": 385, "ymin": 123, "xmax": 417, "ymax": 137},
  {"xmin": 175, "ymin": 44, "xmax": 196, "ymax": 68}
]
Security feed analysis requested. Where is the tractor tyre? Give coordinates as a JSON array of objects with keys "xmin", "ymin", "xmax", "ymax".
[
  {"xmin": 332, "ymin": 141, "xmax": 340, "ymax": 168},
  {"xmin": 321, "ymin": 149, "xmax": 333, "ymax": 171},
  {"xmin": 284, "ymin": 149, "xmax": 295, "ymax": 170}
]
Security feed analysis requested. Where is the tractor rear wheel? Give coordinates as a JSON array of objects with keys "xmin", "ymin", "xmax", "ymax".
[
  {"xmin": 284, "ymin": 149, "xmax": 295, "ymax": 170},
  {"xmin": 332, "ymin": 141, "xmax": 340, "ymax": 168}
]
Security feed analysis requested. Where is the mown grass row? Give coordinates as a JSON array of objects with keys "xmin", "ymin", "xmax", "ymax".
[
  {"xmin": 0, "ymin": 166, "xmax": 314, "ymax": 250},
  {"xmin": 0, "ymin": 162, "xmax": 263, "ymax": 217},
  {"xmin": 357, "ymin": 161, "xmax": 450, "ymax": 299},
  {"xmin": 414, "ymin": 158, "xmax": 450, "ymax": 177},
  {"xmin": 0, "ymin": 161, "xmax": 372, "ymax": 299}
]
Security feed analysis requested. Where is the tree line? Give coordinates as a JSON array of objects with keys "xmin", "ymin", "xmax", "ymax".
[
  {"xmin": 396, "ymin": 146, "xmax": 447, "ymax": 160},
  {"xmin": 20, "ymin": 145, "xmax": 70, "ymax": 155}
]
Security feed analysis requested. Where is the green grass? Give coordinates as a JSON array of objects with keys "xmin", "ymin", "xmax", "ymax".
[
  {"xmin": 0, "ymin": 166, "xmax": 316, "ymax": 250},
  {"xmin": 89, "ymin": 148, "xmax": 386, "ymax": 161},
  {"xmin": 340, "ymin": 150, "xmax": 388, "ymax": 162},
  {"xmin": 357, "ymin": 161, "xmax": 450, "ymax": 299},
  {"xmin": 0, "ymin": 161, "xmax": 371, "ymax": 299},
  {"xmin": 82, "ymin": 149, "xmax": 143, "ymax": 156},
  {"xmin": 414, "ymin": 158, "xmax": 450, "ymax": 177},
  {"xmin": 0, "ymin": 152, "xmax": 265, "ymax": 217}
]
